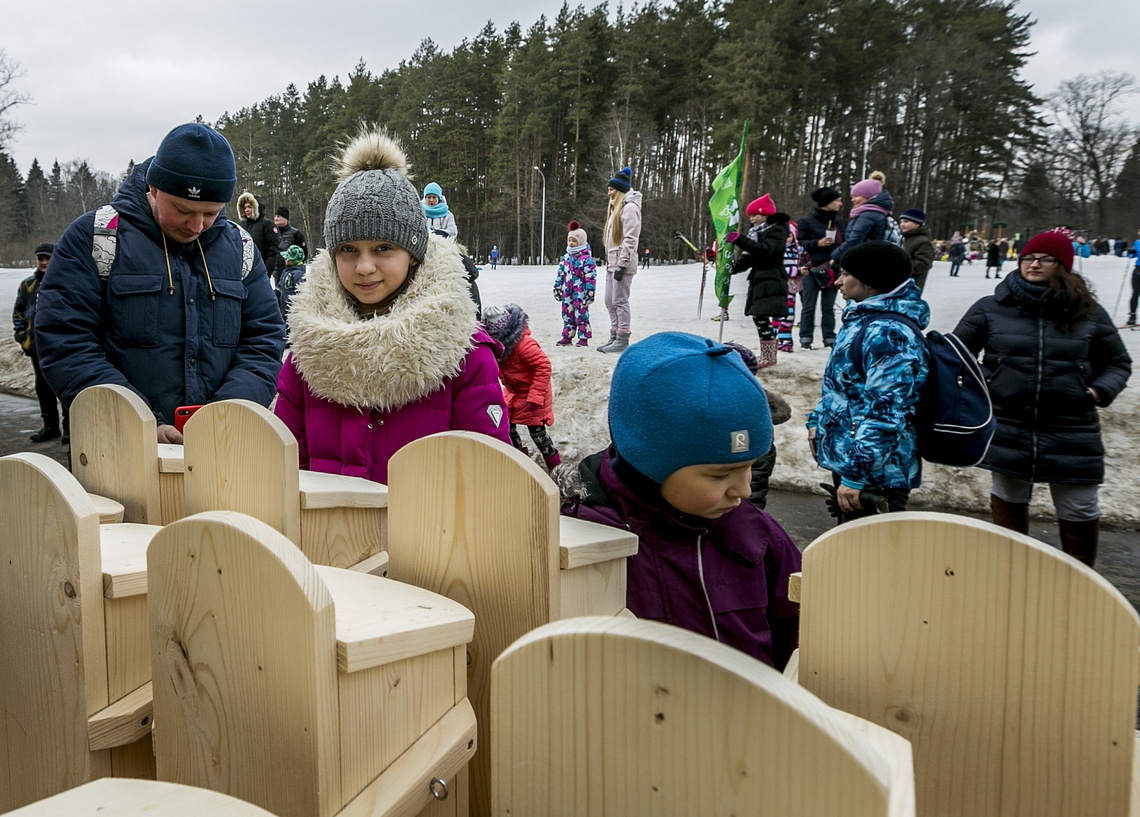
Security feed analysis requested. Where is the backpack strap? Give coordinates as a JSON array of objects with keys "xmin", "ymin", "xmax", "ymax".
[
  {"xmin": 92, "ymin": 204, "xmax": 120, "ymax": 279},
  {"xmin": 230, "ymin": 220, "xmax": 255, "ymax": 280},
  {"xmin": 92, "ymin": 208, "xmax": 254, "ymax": 280},
  {"xmin": 851, "ymin": 311, "xmax": 925, "ymax": 377}
]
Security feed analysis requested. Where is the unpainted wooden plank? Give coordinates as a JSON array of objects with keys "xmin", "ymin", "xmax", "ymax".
[
  {"xmin": 799, "ymin": 511, "xmax": 1140, "ymax": 817},
  {"xmin": 491, "ymin": 616, "xmax": 908, "ymax": 817},
  {"xmin": 314, "ymin": 567, "xmax": 474, "ymax": 673},
  {"xmin": 387, "ymin": 432, "xmax": 560, "ymax": 817},
  {"xmin": 337, "ymin": 651, "xmax": 459, "ymax": 802},
  {"xmin": 558, "ymin": 515, "xmax": 638, "ymax": 569},
  {"xmin": 88, "ymin": 493, "xmax": 125, "ymax": 524},
  {"xmin": 182, "ymin": 400, "xmax": 301, "ymax": 544},
  {"xmin": 3, "ymin": 778, "xmax": 277, "ymax": 816},
  {"xmin": 148, "ymin": 511, "xmax": 340, "ymax": 817},
  {"xmin": 0, "ymin": 454, "xmax": 108, "ymax": 811},
  {"xmin": 559, "ymin": 559, "xmax": 627, "ymax": 619},
  {"xmin": 100, "ymin": 523, "xmax": 161, "ymax": 598},
  {"xmin": 88, "ymin": 682, "xmax": 153, "ymax": 751},
  {"xmin": 301, "ymin": 506, "xmax": 385, "ymax": 568},
  {"xmin": 299, "ymin": 470, "xmax": 389, "ymax": 509},
  {"xmin": 70, "ymin": 385, "xmax": 160, "ymax": 524},
  {"xmin": 339, "ymin": 701, "xmax": 477, "ymax": 817}
]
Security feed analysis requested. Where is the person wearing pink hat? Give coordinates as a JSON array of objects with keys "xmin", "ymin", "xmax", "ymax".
[
  {"xmin": 830, "ymin": 170, "xmax": 896, "ymax": 262},
  {"xmin": 954, "ymin": 229, "xmax": 1132, "ymax": 568},
  {"xmin": 725, "ymin": 194, "xmax": 794, "ymax": 354}
]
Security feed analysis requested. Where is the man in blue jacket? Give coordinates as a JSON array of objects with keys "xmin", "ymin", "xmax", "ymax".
[
  {"xmin": 808, "ymin": 240, "xmax": 930, "ymax": 522},
  {"xmin": 35, "ymin": 123, "xmax": 285, "ymax": 444}
]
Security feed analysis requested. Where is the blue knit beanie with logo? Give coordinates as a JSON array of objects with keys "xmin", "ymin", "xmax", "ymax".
[
  {"xmin": 146, "ymin": 123, "xmax": 237, "ymax": 203},
  {"xmin": 609, "ymin": 332, "xmax": 773, "ymax": 483}
]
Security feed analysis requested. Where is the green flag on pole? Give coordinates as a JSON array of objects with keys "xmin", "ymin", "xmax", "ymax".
[{"xmin": 708, "ymin": 120, "xmax": 749, "ymax": 313}]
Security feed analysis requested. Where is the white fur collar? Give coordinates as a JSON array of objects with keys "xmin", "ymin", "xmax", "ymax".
[{"xmin": 285, "ymin": 236, "xmax": 477, "ymax": 410}]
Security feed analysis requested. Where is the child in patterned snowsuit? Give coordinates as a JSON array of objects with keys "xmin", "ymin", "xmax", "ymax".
[
  {"xmin": 775, "ymin": 223, "xmax": 803, "ymax": 352},
  {"xmin": 553, "ymin": 220, "xmax": 597, "ymax": 346}
]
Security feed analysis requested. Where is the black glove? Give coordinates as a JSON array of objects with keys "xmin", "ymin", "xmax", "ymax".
[
  {"xmin": 810, "ymin": 263, "xmax": 835, "ymax": 288},
  {"xmin": 613, "ymin": 267, "xmax": 626, "ymax": 282},
  {"xmin": 819, "ymin": 482, "xmax": 890, "ymax": 519},
  {"xmin": 820, "ymin": 482, "xmax": 842, "ymax": 520},
  {"xmin": 674, "ymin": 231, "xmax": 684, "ymax": 242}
]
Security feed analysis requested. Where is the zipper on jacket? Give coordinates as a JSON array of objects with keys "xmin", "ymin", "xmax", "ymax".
[
  {"xmin": 1031, "ymin": 316, "xmax": 1044, "ymax": 482},
  {"xmin": 696, "ymin": 534, "xmax": 720, "ymax": 643}
]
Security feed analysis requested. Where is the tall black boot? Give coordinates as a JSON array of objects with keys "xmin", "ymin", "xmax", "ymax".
[
  {"xmin": 1058, "ymin": 519, "xmax": 1099, "ymax": 568},
  {"xmin": 990, "ymin": 495, "xmax": 1029, "ymax": 535}
]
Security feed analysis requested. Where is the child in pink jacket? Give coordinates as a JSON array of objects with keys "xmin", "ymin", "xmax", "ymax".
[{"xmin": 274, "ymin": 128, "xmax": 510, "ymax": 484}]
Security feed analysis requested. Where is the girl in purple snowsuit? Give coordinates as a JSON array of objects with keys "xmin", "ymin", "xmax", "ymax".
[{"xmin": 553, "ymin": 220, "xmax": 597, "ymax": 346}]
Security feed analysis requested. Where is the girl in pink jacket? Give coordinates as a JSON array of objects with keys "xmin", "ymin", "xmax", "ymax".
[{"xmin": 274, "ymin": 128, "xmax": 510, "ymax": 484}]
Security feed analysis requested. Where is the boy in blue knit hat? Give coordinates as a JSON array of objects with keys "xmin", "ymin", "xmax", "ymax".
[{"xmin": 558, "ymin": 331, "xmax": 801, "ymax": 669}]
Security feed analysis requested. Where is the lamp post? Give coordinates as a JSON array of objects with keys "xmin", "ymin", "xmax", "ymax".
[
  {"xmin": 533, "ymin": 166, "xmax": 546, "ymax": 264},
  {"xmin": 860, "ymin": 134, "xmax": 885, "ymax": 179}
]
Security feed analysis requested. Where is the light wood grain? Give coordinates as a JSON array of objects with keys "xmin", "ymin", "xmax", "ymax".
[
  {"xmin": 0, "ymin": 453, "xmax": 108, "ymax": 811},
  {"xmin": 491, "ymin": 616, "xmax": 914, "ymax": 817},
  {"xmin": 88, "ymin": 682, "xmax": 153, "ymax": 751},
  {"xmin": 100, "ymin": 522, "xmax": 161, "ymax": 598},
  {"xmin": 156, "ymin": 443, "xmax": 184, "ymax": 472},
  {"xmin": 559, "ymin": 559, "xmax": 627, "ymax": 619},
  {"xmin": 340, "ymin": 701, "xmax": 476, "ymax": 817},
  {"xmin": 149, "ymin": 511, "xmax": 341, "ymax": 817},
  {"xmin": 88, "ymin": 492, "xmax": 125, "ymax": 524},
  {"xmin": 350, "ymin": 549, "xmax": 390, "ymax": 576},
  {"xmin": 799, "ymin": 511, "xmax": 1140, "ymax": 817},
  {"xmin": 301, "ymin": 505, "xmax": 386, "ymax": 567},
  {"xmin": 105, "ymin": 593, "xmax": 149, "ymax": 702},
  {"xmin": 4, "ymin": 778, "xmax": 278, "ymax": 816},
  {"xmin": 70, "ymin": 385, "xmax": 161, "ymax": 523},
  {"xmin": 558, "ymin": 515, "xmax": 638, "ymax": 569},
  {"xmin": 183, "ymin": 400, "xmax": 302, "ymax": 543},
  {"xmin": 387, "ymin": 432, "xmax": 560, "ymax": 817},
  {"xmin": 314, "ymin": 566, "xmax": 474, "ymax": 673},
  {"xmin": 300, "ymin": 470, "xmax": 389, "ymax": 509}
]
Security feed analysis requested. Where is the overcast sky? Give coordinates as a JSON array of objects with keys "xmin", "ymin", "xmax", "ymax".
[{"xmin": 4, "ymin": 0, "xmax": 1138, "ymax": 178}]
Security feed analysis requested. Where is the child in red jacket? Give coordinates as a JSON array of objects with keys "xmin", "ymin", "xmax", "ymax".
[{"xmin": 482, "ymin": 303, "xmax": 562, "ymax": 471}]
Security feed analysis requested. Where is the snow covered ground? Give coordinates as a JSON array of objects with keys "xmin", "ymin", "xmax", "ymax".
[{"xmin": 4, "ymin": 251, "xmax": 1140, "ymax": 526}]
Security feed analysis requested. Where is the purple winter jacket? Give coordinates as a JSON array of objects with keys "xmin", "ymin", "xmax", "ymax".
[
  {"xmin": 561, "ymin": 448, "xmax": 801, "ymax": 669},
  {"xmin": 275, "ymin": 329, "xmax": 510, "ymax": 485}
]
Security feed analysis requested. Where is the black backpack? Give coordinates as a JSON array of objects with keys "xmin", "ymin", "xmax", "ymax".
[{"xmin": 852, "ymin": 312, "xmax": 995, "ymax": 467}]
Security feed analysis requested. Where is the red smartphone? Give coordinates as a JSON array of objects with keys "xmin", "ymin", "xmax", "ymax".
[{"xmin": 174, "ymin": 405, "xmax": 203, "ymax": 433}]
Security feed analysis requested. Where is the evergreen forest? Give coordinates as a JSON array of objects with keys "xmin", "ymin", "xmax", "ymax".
[{"xmin": 2, "ymin": 0, "xmax": 1139, "ymax": 265}]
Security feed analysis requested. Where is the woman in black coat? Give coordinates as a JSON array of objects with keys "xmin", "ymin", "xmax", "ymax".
[
  {"xmin": 954, "ymin": 230, "xmax": 1131, "ymax": 567},
  {"xmin": 726, "ymin": 194, "xmax": 790, "ymax": 345}
]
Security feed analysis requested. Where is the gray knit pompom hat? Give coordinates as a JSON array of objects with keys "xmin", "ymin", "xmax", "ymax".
[{"xmin": 323, "ymin": 129, "xmax": 429, "ymax": 262}]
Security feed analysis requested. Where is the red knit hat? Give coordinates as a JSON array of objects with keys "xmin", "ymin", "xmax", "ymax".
[
  {"xmin": 1019, "ymin": 229, "xmax": 1075, "ymax": 272},
  {"xmin": 746, "ymin": 194, "xmax": 776, "ymax": 217}
]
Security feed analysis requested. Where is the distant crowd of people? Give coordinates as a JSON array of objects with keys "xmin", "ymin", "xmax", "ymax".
[{"xmin": 10, "ymin": 121, "xmax": 1138, "ymax": 676}]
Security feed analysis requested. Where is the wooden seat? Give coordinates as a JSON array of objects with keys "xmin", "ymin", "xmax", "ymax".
[
  {"xmin": 0, "ymin": 453, "xmax": 161, "ymax": 811},
  {"xmin": 70, "ymin": 384, "xmax": 171, "ymax": 523},
  {"xmin": 797, "ymin": 512, "xmax": 1140, "ymax": 817},
  {"xmin": 88, "ymin": 492, "xmax": 125, "ymax": 523},
  {"xmin": 386, "ymin": 431, "xmax": 638, "ymax": 816},
  {"xmin": 147, "ymin": 510, "xmax": 476, "ymax": 817},
  {"xmin": 492, "ymin": 615, "xmax": 915, "ymax": 816},
  {"xmin": 5, "ymin": 777, "xmax": 278, "ymax": 816},
  {"xmin": 182, "ymin": 399, "xmax": 388, "ymax": 570}
]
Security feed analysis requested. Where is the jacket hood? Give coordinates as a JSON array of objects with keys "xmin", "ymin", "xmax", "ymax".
[
  {"xmin": 112, "ymin": 158, "xmax": 229, "ymax": 248},
  {"xmin": 623, "ymin": 189, "xmax": 643, "ymax": 208},
  {"xmin": 285, "ymin": 234, "xmax": 480, "ymax": 410},
  {"xmin": 865, "ymin": 189, "xmax": 895, "ymax": 212},
  {"xmin": 845, "ymin": 279, "xmax": 930, "ymax": 327},
  {"xmin": 237, "ymin": 192, "xmax": 260, "ymax": 221}
]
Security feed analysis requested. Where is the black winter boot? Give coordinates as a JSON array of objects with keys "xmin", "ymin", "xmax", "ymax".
[
  {"xmin": 990, "ymin": 495, "xmax": 1029, "ymax": 535},
  {"xmin": 30, "ymin": 426, "xmax": 61, "ymax": 443},
  {"xmin": 1058, "ymin": 519, "xmax": 1099, "ymax": 568}
]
